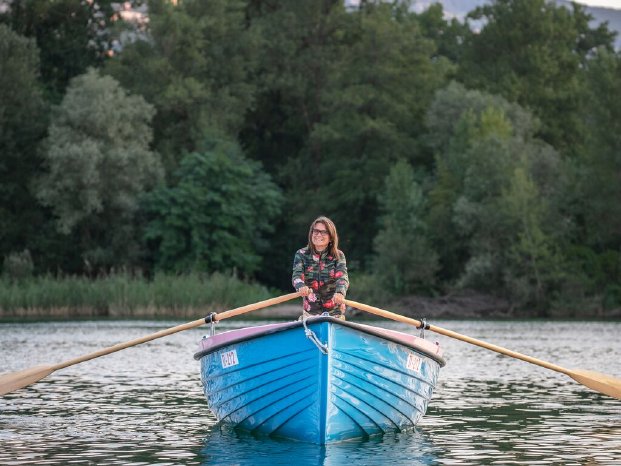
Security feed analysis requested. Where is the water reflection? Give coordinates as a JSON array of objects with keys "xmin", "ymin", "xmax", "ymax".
[
  {"xmin": 200, "ymin": 426, "xmax": 442, "ymax": 466},
  {"xmin": 1, "ymin": 319, "xmax": 620, "ymax": 465}
]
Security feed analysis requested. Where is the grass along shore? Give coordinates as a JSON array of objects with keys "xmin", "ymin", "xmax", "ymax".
[
  {"xmin": 0, "ymin": 272, "xmax": 279, "ymax": 320},
  {"xmin": 3, "ymin": 273, "xmax": 617, "ymax": 321}
]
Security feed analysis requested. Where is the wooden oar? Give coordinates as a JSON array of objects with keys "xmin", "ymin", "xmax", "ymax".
[
  {"xmin": 0, "ymin": 292, "xmax": 300, "ymax": 396},
  {"xmin": 345, "ymin": 299, "xmax": 621, "ymax": 400}
]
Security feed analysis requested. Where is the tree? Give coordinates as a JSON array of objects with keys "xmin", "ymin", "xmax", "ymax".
[
  {"xmin": 498, "ymin": 166, "xmax": 563, "ymax": 309},
  {"xmin": 239, "ymin": 1, "xmax": 455, "ymax": 286},
  {"xmin": 1, "ymin": 0, "xmax": 125, "ymax": 101},
  {"xmin": 426, "ymin": 82, "xmax": 567, "ymax": 310},
  {"xmin": 373, "ymin": 159, "xmax": 438, "ymax": 294},
  {"xmin": 415, "ymin": 2, "xmax": 470, "ymax": 64},
  {"xmin": 281, "ymin": 1, "xmax": 452, "ymax": 264},
  {"xmin": 580, "ymin": 49, "xmax": 621, "ymax": 250},
  {"xmin": 425, "ymin": 82, "xmax": 537, "ymax": 282},
  {"xmin": 36, "ymin": 68, "xmax": 162, "ymax": 270},
  {"xmin": 562, "ymin": 48, "xmax": 621, "ymax": 311},
  {"xmin": 105, "ymin": 0, "xmax": 259, "ymax": 174},
  {"xmin": 143, "ymin": 138, "xmax": 283, "ymax": 275},
  {"xmin": 236, "ymin": 0, "xmax": 353, "ymax": 287},
  {"xmin": 0, "ymin": 25, "xmax": 49, "ymax": 270},
  {"xmin": 458, "ymin": 0, "xmax": 616, "ymax": 154}
]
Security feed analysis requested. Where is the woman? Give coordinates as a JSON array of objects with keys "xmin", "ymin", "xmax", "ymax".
[{"xmin": 292, "ymin": 216, "xmax": 349, "ymax": 319}]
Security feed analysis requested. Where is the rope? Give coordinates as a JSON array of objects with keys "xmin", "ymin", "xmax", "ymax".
[{"xmin": 302, "ymin": 314, "xmax": 328, "ymax": 354}]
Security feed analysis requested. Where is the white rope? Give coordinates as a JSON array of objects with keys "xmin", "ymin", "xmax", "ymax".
[{"xmin": 302, "ymin": 314, "xmax": 328, "ymax": 354}]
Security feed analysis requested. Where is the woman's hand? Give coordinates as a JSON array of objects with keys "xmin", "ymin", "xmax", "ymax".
[
  {"xmin": 333, "ymin": 292, "xmax": 345, "ymax": 305},
  {"xmin": 298, "ymin": 286, "xmax": 311, "ymax": 297}
]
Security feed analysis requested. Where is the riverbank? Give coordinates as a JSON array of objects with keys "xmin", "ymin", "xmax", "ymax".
[
  {"xmin": 270, "ymin": 290, "xmax": 621, "ymax": 320},
  {"xmin": 3, "ymin": 291, "xmax": 619, "ymax": 321},
  {"xmin": 1, "ymin": 273, "xmax": 618, "ymax": 321},
  {"xmin": 254, "ymin": 291, "xmax": 514, "ymax": 319},
  {"xmin": 0, "ymin": 272, "xmax": 272, "ymax": 321}
]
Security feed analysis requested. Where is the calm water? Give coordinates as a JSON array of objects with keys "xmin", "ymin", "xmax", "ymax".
[{"xmin": 1, "ymin": 318, "xmax": 620, "ymax": 465}]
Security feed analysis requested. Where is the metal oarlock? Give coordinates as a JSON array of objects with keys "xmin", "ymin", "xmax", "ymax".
[
  {"xmin": 417, "ymin": 318, "xmax": 429, "ymax": 339},
  {"xmin": 204, "ymin": 312, "xmax": 218, "ymax": 336}
]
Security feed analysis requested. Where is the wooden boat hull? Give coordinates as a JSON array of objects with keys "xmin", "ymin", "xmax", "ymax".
[{"xmin": 194, "ymin": 317, "xmax": 445, "ymax": 444}]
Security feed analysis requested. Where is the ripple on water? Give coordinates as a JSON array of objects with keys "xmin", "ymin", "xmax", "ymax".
[{"xmin": 1, "ymin": 320, "xmax": 620, "ymax": 465}]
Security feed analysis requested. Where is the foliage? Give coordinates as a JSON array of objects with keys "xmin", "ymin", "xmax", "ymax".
[
  {"xmin": 239, "ymin": 0, "xmax": 354, "ymax": 288},
  {"xmin": 579, "ymin": 49, "xmax": 621, "ymax": 251},
  {"xmin": 1, "ymin": 0, "xmax": 620, "ymax": 315},
  {"xmin": 373, "ymin": 160, "xmax": 438, "ymax": 294},
  {"xmin": 346, "ymin": 271, "xmax": 392, "ymax": 306},
  {"xmin": 105, "ymin": 0, "xmax": 259, "ymax": 173},
  {"xmin": 425, "ymin": 82, "xmax": 537, "ymax": 281},
  {"xmin": 498, "ymin": 167, "xmax": 564, "ymax": 309},
  {"xmin": 0, "ymin": 0, "xmax": 127, "ymax": 101},
  {"xmin": 144, "ymin": 137, "xmax": 282, "ymax": 275},
  {"xmin": 0, "ymin": 271, "xmax": 273, "ymax": 318},
  {"xmin": 426, "ymin": 82, "xmax": 567, "ymax": 311},
  {"xmin": 36, "ymin": 68, "xmax": 162, "ymax": 269},
  {"xmin": 244, "ymin": 0, "xmax": 452, "ymax": 272},
  {"xmin": 415, "ymin": 2, "xmax": 470, "ymax": 63},
  {"xmin": 0, "ymin": 25, "xmax": 49, "ymax": 272},
  {"xmin": 2, "ymin": 250, "xmax": 34, "ymax": 282},
  {"xmin": 459, "ymin": 0, "xmax": 616, "ymax": 154}
]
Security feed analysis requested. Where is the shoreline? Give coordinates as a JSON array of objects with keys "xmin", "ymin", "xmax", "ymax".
[
  {"xmin": 1, "ymin": 289, "xmax": 619, "ymax": 321},
  {"xmin": 1, "ymin": 300, "xmax": 620, "ymax": 321}
]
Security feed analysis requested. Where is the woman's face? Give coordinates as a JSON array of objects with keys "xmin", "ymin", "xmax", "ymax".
[{"xmin": 311, "ymin": 222, "xmax": 330, "ymax": 251}]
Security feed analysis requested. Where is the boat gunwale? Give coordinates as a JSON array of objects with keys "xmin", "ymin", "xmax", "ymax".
[{"xmin": 193, "ymin": 316, "xmax": 446, "ymax": 366}]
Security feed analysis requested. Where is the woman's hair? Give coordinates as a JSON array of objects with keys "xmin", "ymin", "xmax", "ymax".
[{"xmin": 307, "ymin": 216, "xmax": 340, "ymax": 257}]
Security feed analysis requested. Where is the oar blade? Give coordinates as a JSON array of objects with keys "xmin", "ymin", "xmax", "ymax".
[
  {"xmin": 0, "ymin": 365, "xmax": 55, "ymax": 396},
  {"xmin": 569, "ymin": 369, "xmax": 621, "ymax": 400}
]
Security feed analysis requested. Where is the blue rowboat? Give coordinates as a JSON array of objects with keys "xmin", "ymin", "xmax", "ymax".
[{"xmin": 194, "ymin": 316, "xmax": 445, "ymax": 444}]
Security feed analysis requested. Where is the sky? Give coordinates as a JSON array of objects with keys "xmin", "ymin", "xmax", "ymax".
[{"xmin": 573, "ymin": 0, "xmax": 621, "ymax": 7}]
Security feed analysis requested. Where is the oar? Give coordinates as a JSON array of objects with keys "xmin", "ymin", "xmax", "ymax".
[
  {"xmin": 0, "ymin": 292, "xmax": 300, "ymax": 396},
  {"xmin": 345, "ymin": 299, "xmax": 621, "ymax": 400}
]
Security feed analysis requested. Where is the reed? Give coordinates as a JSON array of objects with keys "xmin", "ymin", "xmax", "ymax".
[{"xmin": 0, "ymin": 272, "xmax": 273, "ymax": 319}]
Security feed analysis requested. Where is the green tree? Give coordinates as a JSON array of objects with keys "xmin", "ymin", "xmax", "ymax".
[
  {"xmin": 498, "ymin": 166, "xmax": 563, "ymax": 309},
  {"xmin": 0, "ymin": 25, "xmax": 49, "ymax": 269},
  {"xmin": 415, "ymin": 2, "xmax": 470, "ymax": 63},
  {"xmin": 453, "ymin": 129, "xmax": 565, "ymax": 311},
  {"xmin": 373, "ymin": 159, "xmax": 438, "ymax": 294},
  {"xmin": 425, "ymin": 82, "xmax": 536, "ymax": 281},
  {"xmin": 144, "ymin": 138, "xmax": 283, "ymax": 275},
  {"xmin": 36, "ymin": 68, "xmax": 162, "ymax": 270},
  {"xmin": 105, "ymin": 0, "xmax": 258, "ymax": 174},
  {"xmin": 1, "ymin": 0, "xmax": 125, "ymax": 101},
  {"xmin": 426, "ymin": 82, "xmax": 567, "ymax": 309},
  {"xmin": 287, "ymin": 1, "xmax": 451, "ymax": 263},
  {"xmin": 459, "ymin": 0, "xmax": 616, "ymax": 154},
  {"xmin": 240, "ymin": 1, "xmax": 454, "ymax": 287},
  {"xmin": 560, "ymin": 48, "xmax": 621, "ymax": 311},
  {"xmin": 240, "ymin": 0, "xmax": 352, "ymax": 288},
  {"xmin": 244, "ymin": 0, "xmax": 350, "ymax": 165},
  {"xmin": 580, "ymin": 49, "xmax": 621, "ymax": 250}
]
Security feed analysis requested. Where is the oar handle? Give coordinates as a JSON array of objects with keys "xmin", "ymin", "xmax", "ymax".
[
  {"xmin": 56, "ymin": 292, "xmax": 301, "ymax": 371},
  {"xmin": 345, "ymin": 299, "xmax": 570, "ymax": 376}
]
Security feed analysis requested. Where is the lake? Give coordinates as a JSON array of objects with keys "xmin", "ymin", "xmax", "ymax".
[{"xmin": 1, "ymin": 318, "xmax": 620, "ymax": 465}]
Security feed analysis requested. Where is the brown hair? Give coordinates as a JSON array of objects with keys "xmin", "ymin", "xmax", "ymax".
[{"xmin": 307, "ymin": 216, "xmax": 340, "ymax": 257}]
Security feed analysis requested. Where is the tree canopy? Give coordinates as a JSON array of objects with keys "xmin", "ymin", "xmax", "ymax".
[
  {"xmin": 144, "ymin": 137, "xmax": 282, "ymax": 274},
  {"xmin": 0, "ymin": 24, "xmax": 49, "ymax": 271},
  {"xmin": 1, "ymin": 0, "xmax": 620, "ymax": 314},
  {"xmin": 36, "ymin": 68, "xmax": 162, "ymax": 269}
]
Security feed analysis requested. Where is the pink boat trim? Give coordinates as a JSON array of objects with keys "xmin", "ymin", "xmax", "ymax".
[{"xmin": 197, "ymin": 318, "xmax": 443, "ymax": 358}]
